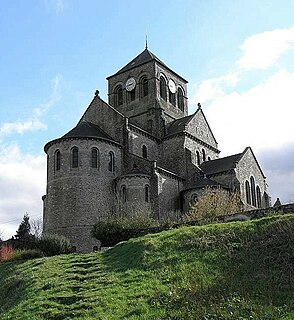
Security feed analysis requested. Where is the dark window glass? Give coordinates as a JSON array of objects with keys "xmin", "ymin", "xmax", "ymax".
[
  {"xmin": 245, "ymin": 180, "xmax": 251, "ymax": 205},
  {"xmin": 108, "ymin": 151, "xmax": 115, "ymax": 172},
  {"xmin": 256, "ymin": 186, "xmax": 262, "ymax": 208},
  {"xmin": 115, "ymin": 85, "xmax": 123, "ymax": 106},
  {"xmin": 121, "ymin": 185, "xmax": 127, "ymax": 203},
  {"xmin": 202, "ymin": 149, "xmax": 206, "ymax": 162},
  {"xmin": 140, "ymin": 76, "xmax": 148, "ymax": 97},
  {"xmin": 72, "ymin": 147, "xmax": 79, "ymax": 168},
  {"xmin": 55, "ymin": 150, "xmax": 61, "ymax": 171},
  {"xmin": 177, "ymin": 87, "xmax": 184, "ymax": 111},
  {"xmin": 250, "ymin": 176, "xmax": 257, "ymax": 207},
  {"xmin": 160, "ymin": 76, "xmax": 167, "ymax": 101},
  {"xmin": 196, "ymin": 151, "xmax": 200, "ymax": 165},
  {"xmin": 142, "ymin": 145, "xmax": 147, "ymax": 159},
  {"xmin": 91, "ymin": 148, "xmax": 99, "ymax": 168},
  {"xmin": 145, "ymin": 185, "xmax": 150, "ymax": 203}
]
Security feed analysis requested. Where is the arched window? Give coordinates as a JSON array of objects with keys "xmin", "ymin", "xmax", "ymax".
[
  {"xmin": 208, "ymin": 156, "xmax": 211, "ymax": 161},
  {"xmin": 55, "ymin": 150, "xmax": 61, "ymax": 171},
  {"xmin": 108, "ymin": 151, "xmax": 115, "ymax": 172},
  {"xmin": 114, "ymin": 85, "xmax": 123, "ymax": 106},
  {"xmin": 256, "ymin": 186, "xmax": 262, "ymax": 208},
  {"xmin": 196, "ymin": 151, "xmax": 200, "ymax": 165},
  {"xmin": 191, "ymin": 194, "xmax": 198, "ymax": 204},
  {"xmin": 177, "ymin": 87, "xmax": 184, "ymax": 111},
  {"xmin": 91, "ymin": 148, "xmax": 99, "ymax": 168},
  {"xmin": 160, "ymin": 76, "xmax": 167, "ymax": 101},
  {"xmin": 245, "ymin": 180, "xmax": 251, "ymax": 205},
  {"xmin": 140, "ymin": 76, "xmax": 148, "ymax": 97},
  {"xmin": 129, "ymin": 89, "xmax": 135, "ymax": 101},
  {"xmin": 71, "ymin": 147, "xmax": 79, "ymax": 168},
  {"xmin": 121, "ymin": 185, "xmax": 127, "ymax": 203},
  {"xmin": 250, "ymin": 176, "xmax": 257, "ymax": 207},
  {"xmin": 202, "ymin": 149, "xmax": 206, "ymax": 162},
  {"xmin": 142, "ymin": 145, "xmax": 147, "ymax": 159},
  {"xmin": 93, "ymin": 246, "xmax": 98, "ymax": 252},
  {"xmin": 169, "ymin": 90, "xmax": 176, "ymax": 106},
  {"xmin": 145, "ymin": 185, "xmax": 150, "ymax": 203}
]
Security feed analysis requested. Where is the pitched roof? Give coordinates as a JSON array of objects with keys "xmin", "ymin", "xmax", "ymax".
[
  {"xmin": 200, "ymin": 153, "xmax": 243, "ymax": 175},
  {"xmin": 108, "ymin": 49, "xmax": 167, "ymax": 78},
  {"xmin": 107, "ymin": 48, "xmax": 188, "ymax": 82},
  {"xmin": 165, "ymin": 114, "xmax": 194, "ymax": 136},
  {"xmin": 62, "ymin": 120, "xmax": 114, "ymax": 141}
]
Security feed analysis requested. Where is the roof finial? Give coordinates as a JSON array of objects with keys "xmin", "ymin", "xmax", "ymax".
[{"xmin": 145, "ymin": 28, "xmax": 148, "ymax": 49}]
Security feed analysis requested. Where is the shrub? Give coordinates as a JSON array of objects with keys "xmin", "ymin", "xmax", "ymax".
[
  {"xmin": 37, "ymin": 234, "xmax": 72, "ymax": 256},
  {"xmin": 0, "ymin": 244, "xmax": 15, "ymax": 262},
  {"xmin": 92, "ymin": 215, "xmax": 157, "ymax": 246},
  {"xmin": 10, "ymin": 249, "xmax": 44, "ymax": 261},
  {"xmin": 185, "ymin": 187, "xmax": 241, "ymax": 224}
]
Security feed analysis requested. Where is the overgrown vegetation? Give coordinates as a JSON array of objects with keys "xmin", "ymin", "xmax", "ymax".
[
  {"xmin": 1, "ymin": 214, "xmax": 293, "ymax": 319},
  {"xmin": 185, "ymin": 187, "xmax": 241, "ymax": 224}
]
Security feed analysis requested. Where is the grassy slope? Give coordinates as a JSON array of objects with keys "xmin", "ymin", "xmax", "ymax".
[{"xmin": 0, "ymin": 215, "xmax": 293, "ymax": 320}]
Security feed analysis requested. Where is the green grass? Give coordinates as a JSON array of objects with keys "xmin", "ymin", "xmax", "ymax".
[{"xmin": 1, "ymin": 214, "xmax": 293, "ymax": 319}]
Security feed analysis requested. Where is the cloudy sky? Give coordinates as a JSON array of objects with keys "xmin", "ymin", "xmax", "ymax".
[{"xmin": 1, "ymin": 0, "xmax": 294, "ymax": 239}]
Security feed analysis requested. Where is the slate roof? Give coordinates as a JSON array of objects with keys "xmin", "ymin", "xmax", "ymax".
[
  {"xmin": 165, "ymin": 114, "xmax": 194, "ymax": 136},
  {"xmin": 107, "ymin": 48, "xmax": 188, "ymax": 82},
  {"xmin": 200, "ymin": 153, "xmax": 243, "ymax": 175},
  {"xmin": 193, "ymin": 177, "xmax": 222, "ymax": 188},
  {"xmin": 62, "ymin": 120, "xmax": 114, "ymax": 141}
]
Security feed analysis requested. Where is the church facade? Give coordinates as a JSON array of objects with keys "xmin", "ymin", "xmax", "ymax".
[{"xmin": 42, "ymin": 48, "xmax": 270, "ymax": 252}]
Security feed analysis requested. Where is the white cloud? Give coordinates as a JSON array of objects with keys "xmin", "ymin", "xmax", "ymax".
[
  {"xmin": 0, "ymin": 119, "xmax": 46, "ymax": 136},
  {"xmin": 0, "ymin": 144, "xmax": 46, "ymax": 240},
  {"xmin": 192, "ymin": 72, "xmax": 239, "ymax": 104},
  {"xmin": 238, "ymin": 26, "xmax": 294, "ymax": 70},
  {"xmin": 204, "ymin": 68, "xmax": 294, "ymax": 154}
]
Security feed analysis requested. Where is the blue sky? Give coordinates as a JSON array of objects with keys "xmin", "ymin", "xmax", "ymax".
[{"xmin": 1, "ymin": 0, "xmax": 294, "ymax": 239}]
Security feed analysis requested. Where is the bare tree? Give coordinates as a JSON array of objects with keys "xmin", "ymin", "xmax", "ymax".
[{"xmin": 31, "ymin": 218, "xmax": 43, "ymax": 239}]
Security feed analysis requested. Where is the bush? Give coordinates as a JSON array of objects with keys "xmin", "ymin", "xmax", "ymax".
[
  {"xmin": 37, "ymin": 234, "xmax": 72, "ymax": 256},
  {"xmin": 185, "ymin": 187, "xmax": 241, "ymax": 224},
  {"xmin": 10, "ymin": 249, "xmax": 44, "ymax": 261},
  {"xmin": 0, "ymin": 244, "xmax": 15, "ymax": 262},
  {"xmin": 92, "ymin": 215, "xmax": 157, "ymax": 246}
]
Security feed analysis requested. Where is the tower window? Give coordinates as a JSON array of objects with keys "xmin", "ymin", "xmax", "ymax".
[
  {"xmin": 71, "ymin": 147, "xmax": 79, "ymax": 168},
  {"xmin": 91, "ymin": 148, "xmax": 99, "ymax": 168},
  {"xmin": 142, "ymin": 145, "xmax": 148, "ymax": 159},
  {"xmin": 177, "ymin": 87, "xmax": 184, "ymax": 111},
  {"xmin": 129, "ymin": 89, "xmax": 135, "ymax": 101},
  {"xmin": 245, "ymin": 180, "xmax": 251, "ymax": 205},
  {"xmin": 169, "ymin": 90, "xmax": 176, "ymax": 106},
  {"xmin": 108, "ymin": 151, "xmax": 115, "ymax": 172},
  {"xmin": 140, "ymin": 76, "xmax": 148, "ymax": 97},
  {"xmin": 114, "ymin": 85, "xmax": 123, "ymax": 106},
  {"xmin": 160, "ymin": 76, "xmax": 167, "ymax": 101},
  {"xmin": 145, "ymin": 185, "xmax": 150, "ymax": 203},
  {"xmin": 250, "ymin": 176, "xmax": 257, "ymax": 207},
  {"xmin": 55, "ymin": 150, "xmax": 61, "ymax": 171}
]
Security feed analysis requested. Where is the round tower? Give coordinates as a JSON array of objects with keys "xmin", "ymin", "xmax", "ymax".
[{"xmin": 43, "ymin": 120, "xmax": 122, "ymax": 252}]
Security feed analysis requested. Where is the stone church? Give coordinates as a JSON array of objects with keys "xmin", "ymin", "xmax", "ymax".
[{"xmin": 42, "ymin": 47, "xmax": 270, "ymax": 251}]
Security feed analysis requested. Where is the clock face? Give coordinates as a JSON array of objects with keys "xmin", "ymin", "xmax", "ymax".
[
  {"xmin": 168, "ymin": 79, "xmax": 176, "ymax": 93},
  {"xmin": 126, "ymin": 77, "xmax": 136, "ymax": 91}
]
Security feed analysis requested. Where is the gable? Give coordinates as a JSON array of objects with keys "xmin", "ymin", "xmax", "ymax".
[{"xmin": 185, "ymin": 108, "xmax": 218, "ymax": 149}]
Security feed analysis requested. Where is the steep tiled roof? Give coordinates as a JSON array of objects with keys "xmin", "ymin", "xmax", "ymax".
[
  {"xmin": 200, "ymin": 153, "xmax": 243, "ymax": 175},
  {"xmin": 165, "ymin": 114, "xmax": 194, "ymax": 136},
  {"xmin": 108, "ymin": 48, "xmax": 167, "ymax": 77},
  {"xmin": 62, "ymin": 120, "xmax": 114, "ymax": 141}
]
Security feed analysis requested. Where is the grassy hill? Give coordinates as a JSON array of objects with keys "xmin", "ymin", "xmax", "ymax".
[{"xmin": 0, "ymin": 215, "xmax": 293, "ymax": 320}]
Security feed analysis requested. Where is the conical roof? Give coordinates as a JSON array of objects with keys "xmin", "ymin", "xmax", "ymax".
[{"xmin": 62, "ymin": 120, "xmax": 114, "ymax": 141}]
